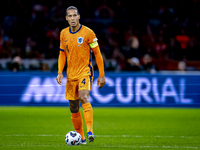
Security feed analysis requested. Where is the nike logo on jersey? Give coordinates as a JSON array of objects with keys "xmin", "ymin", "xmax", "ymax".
[{"xmin": 65, "ymin": 40, "xmax": 68, "ymax": 42}]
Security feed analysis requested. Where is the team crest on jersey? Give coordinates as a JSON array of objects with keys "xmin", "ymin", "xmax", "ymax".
[{"xmin": 77, "ymin": 37, "xmax": 83, "ymax": 44}]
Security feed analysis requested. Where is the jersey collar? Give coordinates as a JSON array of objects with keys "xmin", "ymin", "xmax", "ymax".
[{"xmin": 69, "ymin": 24, "xmax": 82, "ymax": 34}]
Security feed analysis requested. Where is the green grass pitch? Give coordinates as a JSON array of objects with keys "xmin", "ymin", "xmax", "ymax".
[{"xmin": 0, "ymin": 106, "xmax": 199, "ymax": 149}]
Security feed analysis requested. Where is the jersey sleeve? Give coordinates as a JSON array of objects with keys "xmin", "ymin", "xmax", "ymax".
[
  {"xmin": 58, "ymin": 51, "xmax": 66, "ymax": 74},
  {"xmin": 60, "ymin": 30, "xmax": 65, "ymax": 52},
  {"xmin": 88, "ymin": 29, "xmax": 98, "ymax": 44},
  {"xmin": 92, "ymin": 45, "xmax": 105, "ymax": 77}
]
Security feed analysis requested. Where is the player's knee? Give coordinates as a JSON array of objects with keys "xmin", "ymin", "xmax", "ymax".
[
  {"xmin": 69, "ymin": 100, "xmax": 80, "ymax": 113},
  {"xmin": 79, "ymin": 95, "xmax": 89, "ymax": 104}
]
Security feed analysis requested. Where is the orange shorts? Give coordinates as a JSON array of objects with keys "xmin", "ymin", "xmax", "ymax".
[{"xmin": 66, "ymin": 76, "xmax": 93, "ymax": 100}]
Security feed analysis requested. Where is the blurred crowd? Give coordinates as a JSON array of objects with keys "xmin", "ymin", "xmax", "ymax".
[{"xmin": 0, "ymin": 0, "xmax": 200, "ymax": 72}]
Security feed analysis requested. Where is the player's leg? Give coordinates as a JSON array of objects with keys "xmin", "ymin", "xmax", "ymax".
[
  {"xmin": 79, "ymin": 76, "xmax": 95, "ymax": 142},
  {"xmin": 79, "ymin": 90, "xmax": 94, "ymax": 142},
  {"xmin": 79, "ymin": 90, "xmax": 93, "ymax": 133},
  {"xmin": 69, "ymin": 100, "xmax": 86, "ymax": 144},
  {"xmin": 66, "ymin": 80, "xmax": 86, "ymax": 142}
]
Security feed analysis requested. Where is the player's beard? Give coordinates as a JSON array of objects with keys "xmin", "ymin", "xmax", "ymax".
[
  {"xmin": 70, "ymin": 22, "xmax": 80, "ymax": 31},
  {"xmin": 70, "ymin": 22, "xmax": 77, "ymax": 28},
  {"xmin": 71, "ymin": 25, "xmax": 76, "ymax": 28}
]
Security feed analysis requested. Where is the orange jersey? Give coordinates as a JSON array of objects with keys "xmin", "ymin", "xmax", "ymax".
[{"xmin": 60, "ymin": 25, "xmax": 98, "ymax": 80}]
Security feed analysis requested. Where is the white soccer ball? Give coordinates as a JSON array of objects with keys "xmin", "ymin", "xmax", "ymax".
[{"xmin": 65, "ymin": 131, "xmax": 82, "ymax": 146}]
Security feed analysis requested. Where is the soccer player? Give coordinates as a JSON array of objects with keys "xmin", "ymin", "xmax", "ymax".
[{"xmin": 56, "ymin": 6, "xmax": 106, "ymax": 144}]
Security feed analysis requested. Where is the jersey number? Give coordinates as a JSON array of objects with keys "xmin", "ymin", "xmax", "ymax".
[{"xmin": 81, "ymin": 79, "xmax": 86, "ymax": 84}]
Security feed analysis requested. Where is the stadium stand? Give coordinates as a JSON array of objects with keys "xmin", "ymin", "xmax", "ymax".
[{"xmin": 0, "ymin": 0, "xmax": 200, "ymax": 72}]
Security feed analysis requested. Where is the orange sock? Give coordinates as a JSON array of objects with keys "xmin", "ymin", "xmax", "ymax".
[
  {"xmin": 71, "ymin": 110, "xmax": 85, "ymax": 140},
  {"xmin": 82, "ymin": 103, "xmax": 93, "ymax": 133}
]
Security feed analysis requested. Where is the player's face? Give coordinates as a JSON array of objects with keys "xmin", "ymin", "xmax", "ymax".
[{"xmin": 66, "ymin": 9, "xmax": 80, "ymax": 28}]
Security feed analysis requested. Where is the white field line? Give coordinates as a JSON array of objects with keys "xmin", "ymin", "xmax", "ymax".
[
  {"xmin": 1, "ymin": 134, "xmax": 197, "ymax": 138},
  {"xmin": 2, "ymin": 145, "xmax": 199, "ymax": 149},
  {"xmin": 97, "ymin": 146, "xmax": 199, "ymax": 149}
]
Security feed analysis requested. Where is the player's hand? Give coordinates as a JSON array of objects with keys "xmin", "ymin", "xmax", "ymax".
[
  {"xmin": 97, "ymin": 77, "xmax": 106, "ymax": 89},
  {"xmin": 56, "ymin": 73, "xmax": 63, "ymax": 85}
]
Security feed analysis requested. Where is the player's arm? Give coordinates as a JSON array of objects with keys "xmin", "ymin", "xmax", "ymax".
[
  {"xmin": 56, "ymin": 50, "xmax": 66, "ymax": 85},
  {"xmin": 56, "ymin": 31, "xmax": 66, "ymax": 85},
  {"xmin": 90, "ymin": 41, "xmax": 106, "ymax": 89},
  {"xmin": 58, "ymin": 50, "xmax": 66, "ymax": 74},
  {"xmin": 90, "ymin": 41, "xmax": 104, "ymax": 77}
]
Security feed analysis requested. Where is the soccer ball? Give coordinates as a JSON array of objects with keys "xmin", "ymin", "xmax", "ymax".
[{"xmin": 65, "ymin": 131, "xmax": 82, "ymax": 146}]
